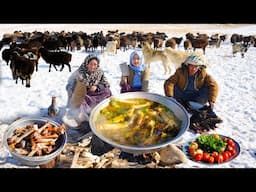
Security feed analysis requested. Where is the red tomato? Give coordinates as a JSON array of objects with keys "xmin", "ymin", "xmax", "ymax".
[
  {"xmin": 227, "ymin": 139, "xmax": 236, "ymax": 148},
  {"xmin": 227, "ymin": 145, "xmax": 234, "ymax": 152},
  {"xmin": 226, "ymin": 151, "xmax": 232, "ymax": 158},
  {"xmin": 216, "ymin": 154, "xmax": 224, "ymax": 163},
  {"xmin": 188, "ymin": 147, "xmax": 195, "ymax": 156},
  {"xmin": 194, "ymin": 153, "xmax": 203, "ymax": 161},
  {"xmin": 208, "ymin": 156, "xmax": 215, "ymax": 163},
  {"xmin": 203, "ymin": 152, "xmax": 210, "ymax": 162},
  {"xmin": 230, "ymin": 148, "xmax": 237, "ymax": 156},
  {"xmin": 222, "ymin": 152, "xmax": 229, "ymax": 161}
]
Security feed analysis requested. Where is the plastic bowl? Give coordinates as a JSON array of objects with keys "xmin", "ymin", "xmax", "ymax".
[
  {"xmin": 3, "ymin": 117, "xmax": 67, "ymax": 167},
  {"xmin": 89, "ymin": 92, "xmax": 190, "ymax": 155}
]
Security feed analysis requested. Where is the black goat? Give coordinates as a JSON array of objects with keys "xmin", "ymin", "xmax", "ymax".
[
  {"xmin": 2, "ymin": 46, "xmax": 22, "ymax": 66},
  {"xmin": 10, "ymin": 51, "xmax": 35, "ymax": 87},
  {"xmin": 2, "ymin": 47, "xmax": 39, "ymax": 72},
  {"xmin": 39, "ymin": 47, "xmax": 72, "ymax": 72},
  {"xmin": 2, "ymin": 48, "xmax": 12, "ymax": 65}
]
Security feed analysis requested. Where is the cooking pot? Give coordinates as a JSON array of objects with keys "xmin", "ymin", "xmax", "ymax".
[{"xmin": 89, "ymin": 92, "xmax": 190, "ymax": 155}]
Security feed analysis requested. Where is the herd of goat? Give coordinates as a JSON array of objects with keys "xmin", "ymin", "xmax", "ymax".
[{"xmin": 0, "ymin": 29, "xmax": 255, "ymax": 87}]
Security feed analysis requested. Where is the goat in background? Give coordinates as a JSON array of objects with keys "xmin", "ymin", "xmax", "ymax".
[{"xmin": 39, "ymin": 47, "xmax": 72, "ymax": 72}]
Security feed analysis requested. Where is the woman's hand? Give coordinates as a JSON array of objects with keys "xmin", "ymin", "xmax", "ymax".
[
  {"xmin": 120, "ymin": 83, "xmax": 131, "ymax": 93},
  {"xmin": 89, "ymin": 85, "xmax": 98, "ymax": 92}
]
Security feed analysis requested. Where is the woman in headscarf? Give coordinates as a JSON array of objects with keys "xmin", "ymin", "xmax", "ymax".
[
  {"xmin": 119, "ymin": 50, "xmax": 150, "ymax": 93},
  {"xmin": 64, "ymin": 54, "xmax": 112, "ymax": 127}
]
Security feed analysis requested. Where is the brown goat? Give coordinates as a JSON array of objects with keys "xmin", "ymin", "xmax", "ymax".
[
  {"xmin": 190, "ymin": 37, "xmax": 209, "ymax": 54},
  {"xmin": 165, "ymin": 38, "xmax": 176, "ymax": 49},
  {"xmin": 17, "ymin": 47, "xmax": 40, "ymax": 71},
  {"xmin": 172, "ymin": 37, "xmax": 183, "ymax": 47},
  {"xmin": 153, "ymin": 38, "xmax": 164, "ymax": 49},
  {"xmin": 183, "ymin": 39, "xmax": 192, "ymax": 52}
]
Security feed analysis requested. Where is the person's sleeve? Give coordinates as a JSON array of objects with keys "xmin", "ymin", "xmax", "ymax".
[
  {"xmin": 164, "ymin": 71, "xmax": 179, "ymax": 97},
  {"xmin": 142, "ymin": 67, "xmax": 150, "ymax": 92},
  {"xmin": 205, "ymin": 73, "xmax": 219, "ymax": 103}
]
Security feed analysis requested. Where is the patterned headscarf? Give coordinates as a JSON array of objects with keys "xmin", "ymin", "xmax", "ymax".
[
  {"xmin": 83, "ymin": 54, "xmax": 100, "ymax": 66},
  {"xmin": 184, "ymin": 53, "xmax": 208, "ymax": 68},
  {"xmin": 78, "ymin": 54, "xmax": 110, "ymax": 88}
]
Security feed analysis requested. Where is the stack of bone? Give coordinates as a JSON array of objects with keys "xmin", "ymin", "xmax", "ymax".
[
  {"xmin": 7, "ymin": 122, "xmax": 67, "ymax": 157},
  {"xmin": 56, "ymin": 136, "xmax": 188, "ymax": 168}
]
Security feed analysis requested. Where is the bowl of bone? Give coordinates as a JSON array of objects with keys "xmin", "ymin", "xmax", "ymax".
[
  {"xmin": 3, "ymin": 117, "xmax": 67, "ymax": 167},
  {"xmin": 89, "ymin": 92, "xmax": 190, "ymax": 155}
]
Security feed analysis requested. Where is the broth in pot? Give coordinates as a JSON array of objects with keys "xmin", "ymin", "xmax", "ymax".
[{"xmin": 95, "ymin": 97, "xmax": 182, "ymax": 147}]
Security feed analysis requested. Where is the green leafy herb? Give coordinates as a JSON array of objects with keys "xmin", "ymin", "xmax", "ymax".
[{"xmin": 196, "ymin": 134, "xmax": 226, "ymax": 153}]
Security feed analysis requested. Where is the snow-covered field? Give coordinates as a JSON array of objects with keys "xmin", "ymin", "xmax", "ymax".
[{"xmin": 0, "ymin": 24, "xmax": 255, "ymax": 168}]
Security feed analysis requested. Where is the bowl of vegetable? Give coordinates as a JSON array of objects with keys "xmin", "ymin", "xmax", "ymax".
[
  {"xmin": 89, "ymin": 92, "xmax": 190, "ymax": 155},
  {"xmin": 183, "ymin": 134, "xmax": 240, "ymax": 164}
]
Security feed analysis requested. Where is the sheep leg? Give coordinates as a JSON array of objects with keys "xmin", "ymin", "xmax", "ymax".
[
  {"xmin": 67, "ymin": 64, "xmax": 71, "ymax": 72},
  {"xmin": 53, "ymin": 65, "xmax": 58, "ymax": 71},
  {"xmin": 25, "ymin": 78, "xmax": 30, "ymax": 88},
  {"xmin": 60, "ymin": 64, "xmax": 64, "ymax": 72},
  {"xmin": 49, "ymin": 64, "xmax": 52, "ymax": 72}
]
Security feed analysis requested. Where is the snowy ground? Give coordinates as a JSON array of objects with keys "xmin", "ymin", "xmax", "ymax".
[{"xmin": 0, "ymin": 24, "xmax": 255, "ymax": 168}]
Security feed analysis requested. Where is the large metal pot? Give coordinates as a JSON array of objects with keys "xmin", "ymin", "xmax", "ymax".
[{"xmin": 89, "ymin": 92, "xmax": 190, "ymax": 155}]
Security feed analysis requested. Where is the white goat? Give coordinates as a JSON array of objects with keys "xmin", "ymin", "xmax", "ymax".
[{"xmin": 104, "ymin": 40, "xmax": 117, "ymax": 56}]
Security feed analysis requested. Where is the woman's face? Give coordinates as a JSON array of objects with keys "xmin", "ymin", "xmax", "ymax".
[
  {"xmin": 188, "ymin": 64, "xmax": 200, "ymax": 76},
  {"xmin": 131, "ymin": 54, "xmax": 141, "ymax": 67},
  {"xmin": 86, "ymin": 59, "xmax": 98, "ymax": 72}
]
